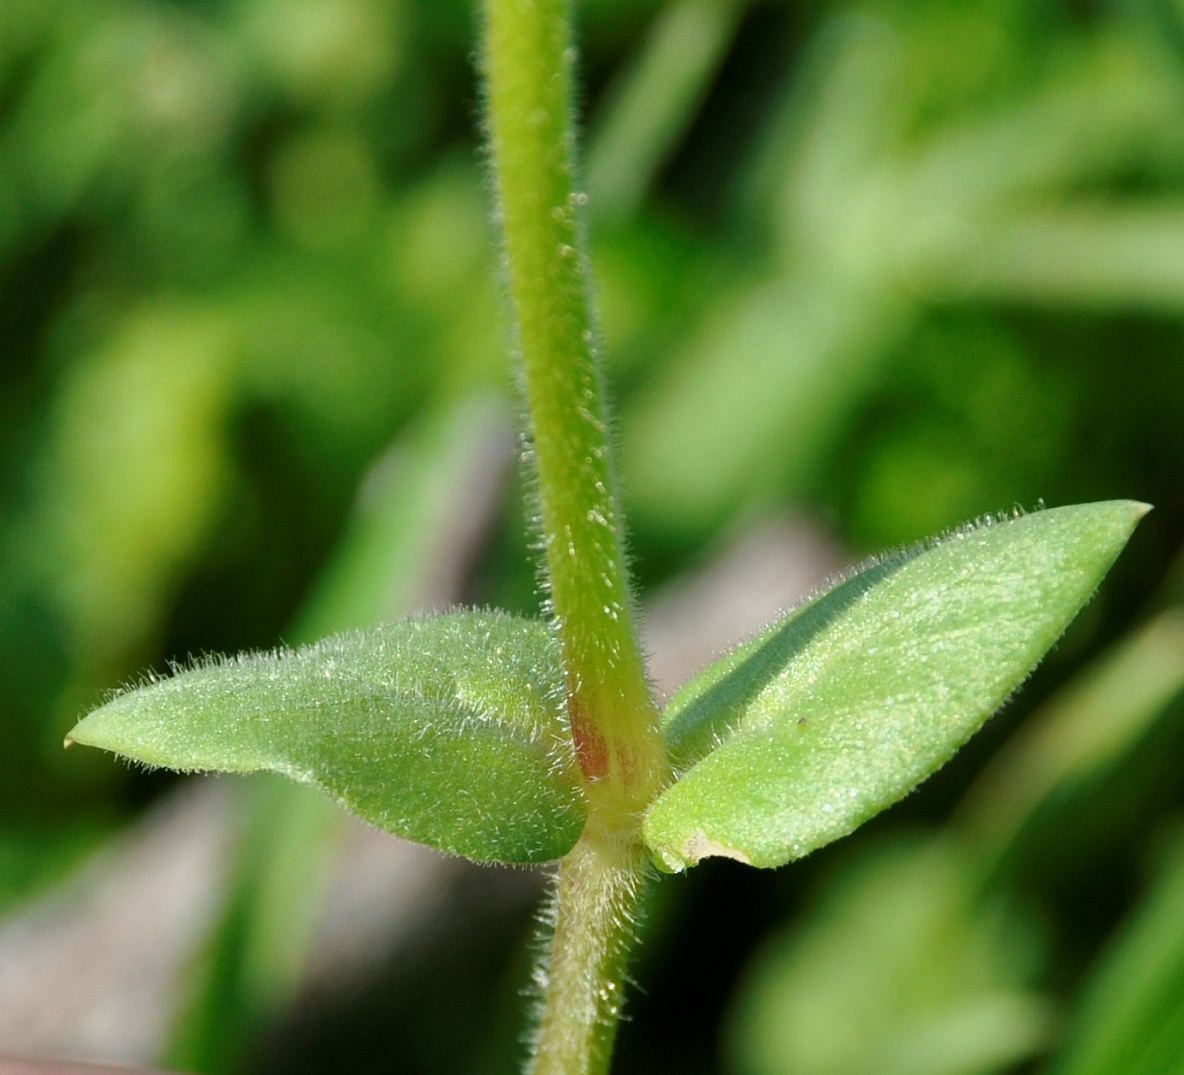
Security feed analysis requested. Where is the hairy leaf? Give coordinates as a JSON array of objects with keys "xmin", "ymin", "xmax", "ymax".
[
  {"xmin": 643, "ymin": 501, "xmax": 1148, "ymax": 871},
  {"xmin": 67, "ymin": 610, "xmax": 585, "ymax": 864}
]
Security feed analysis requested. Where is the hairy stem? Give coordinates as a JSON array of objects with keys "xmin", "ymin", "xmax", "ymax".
[
  {"xmin": 482, "ymin": 2, "xmax": 669, "ymax": 1072},
  {"xmin": 482, "ymin": 0, "xmax": 665, "ymax": 811},
  {"xmin": 528, "ymin": 832, "xmax": 649, "ymax": 1075}
]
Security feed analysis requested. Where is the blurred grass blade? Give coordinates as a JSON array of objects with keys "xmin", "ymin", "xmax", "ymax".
[
  {"xmin": 644, "ymin": 501, "xmax": 1147, "ymax": 870},
  {"xmin": 68, "ymin": 611, "xmax": 584, "ymax": 864},
  {"xmin": 1045, "ymin": 830, "xmax": 1184, "ymax": 1075},
  {"xmin": 622, "ymin": 277, "xmax": 909, "ymax": 534},
  {"xmin": 291, "ymin": 396, "xmax": 512, "ymax": 637},
  {"xmin": 166, "ymin": 774, "xmax": 335, "ymax": 1075},
  {"xmin": 899, "ymin": 37, "xmax": 1173, "ymax": 228},
  {"xmin": 957, "ymin": 609, "xmax": 1184, "ymax": 864},
  {"xmin": 728, "ymin": 836, "xmax": 1053, "ymax": 1075},
  {"xmin": 622, "ymin": 14, "xmax": 912, "ymax": 534},
  {"xmin": 739, "ymin": 13, "xmax": 903, "ymax": 239},
  {"xmin": 946, "ymin": 207, "xmax": 1184, "ymax": 313},
  {"xmin": 586, "ymin": 0, "xmax": 745, "ymax": 220}
]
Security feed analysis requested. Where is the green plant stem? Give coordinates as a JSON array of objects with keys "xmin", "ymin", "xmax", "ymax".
[
  {"xmin": 482, "ymin": 0, "xmax": 665, "ymax": 810},
  {"xmin": 482, "ymin": 2, "xmax": 668, "ymax": 1071},
  {"xmin": 528, "ymin": 830, "xmax": 649, "ymax": 1075}
]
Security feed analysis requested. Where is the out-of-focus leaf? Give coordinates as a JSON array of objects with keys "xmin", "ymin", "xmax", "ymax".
[
  {"xmin": 957, "ymin": 609, "xmax": 1184, "ymax": 866},
  {"xmin": 0, "ymin": 821, "xmax": 112, "ymax": 914},
  {"xmin": 166, "ymin": 773, "xmax": 338, "ymax": 1075},
  {"xmin": 1046, "ymin": 829, "xmax": 1184, "ymax": 1075},
  {"xmin": 622, "ymin": 18, "xmax": 1177, "ymax": 538},
  {"xmin": 291, "ymin": 396, "xmax": 512, "ymax": 637},
  {"xmin": 948, "ymin": 207, "xmax": 1184, "ymax": 313},
  {"xmin": 67, "ymin": 611, "xmax": 584, "ymax": 864},
  {"xmin": 643, "ymin": 501, "xmax": 1147, "ymax": 870},
  {"xmin": 586, "ymin": 0, "xmax": 744, "ymax": 220},
  {"xmin": 32, "ymin": 303, "xmax": 236, "ymax": 668},
  {"xmin": 623, "ymin": 275, "xmax": 909, "ymax": 535},
  {"xmin": 729, "ymin": 836, "xmax": 1052, "ymax": 1075}
]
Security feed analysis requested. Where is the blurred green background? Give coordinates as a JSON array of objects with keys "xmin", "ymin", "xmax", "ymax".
[{"xmin": 2, "ymin": 0, "xmax": 1184, "ymax": 1073}]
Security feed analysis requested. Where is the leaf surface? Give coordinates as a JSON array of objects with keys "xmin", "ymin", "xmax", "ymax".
[
  {"xmin": 644, "ymin": 501, "xmax": 1148, "ymax": 870},
  {"xmin": 67, "ymin": 610, "xmax": 585, "ymax": 864}
]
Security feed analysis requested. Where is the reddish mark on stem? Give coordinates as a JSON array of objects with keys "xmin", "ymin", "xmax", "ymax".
[
  {"xmin": 614, "ymin": 740, "xmax": 639, "ymax": 788},
  {"xmin": 568, "ymin": 694, "xmax": 609, "ymax": 781}
]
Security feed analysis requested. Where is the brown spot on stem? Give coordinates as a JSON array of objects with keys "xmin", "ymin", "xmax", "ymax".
[
  {"xmin": 615, "ymin": 742, "xmax": 639, "ymax": 788},
  {"xmin": 568, "ymin": 694, "xmax": 609, "ymax": 781}
]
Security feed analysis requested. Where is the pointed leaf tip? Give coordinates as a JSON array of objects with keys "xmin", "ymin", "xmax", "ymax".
[
  {"xmin": 644, "ymin": 500, "xmax": 1148, "ymax": 870},
  {"xmin": 68, "ymin": 610, "xmax": 586, "ymax": 864}
]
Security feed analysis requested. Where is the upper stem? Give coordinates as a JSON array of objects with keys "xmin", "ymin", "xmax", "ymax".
[{"xmin": 482, "ymin": 0, "xmax": 665, "ymax": 813}]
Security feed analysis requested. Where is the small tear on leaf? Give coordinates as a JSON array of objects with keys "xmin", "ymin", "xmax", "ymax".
[{"xmin": 657, "ymin": 832, "xmax": 753, "ymax": 872}]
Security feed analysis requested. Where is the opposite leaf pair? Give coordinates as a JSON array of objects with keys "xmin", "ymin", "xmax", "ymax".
[{"xmin": 68, "ymin": 500, "xmax": 1148, "ymax": 871}]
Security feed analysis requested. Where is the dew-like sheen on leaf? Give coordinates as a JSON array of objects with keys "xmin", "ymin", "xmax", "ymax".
[
  {"xmin": 643, "ymin": 501, "xmax": 1148, "ymax": 871},
  {"xmin": 67, "ymin": 611, "xmax": 585, "ymax": 864}
]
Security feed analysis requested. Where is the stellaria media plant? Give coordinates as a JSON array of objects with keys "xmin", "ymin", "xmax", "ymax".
[{"xmin": 66, "ymin": 2, "xmax": 1148, "ymax": 1072}]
